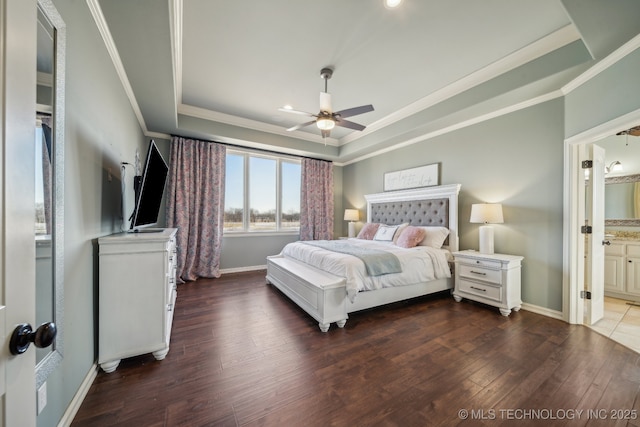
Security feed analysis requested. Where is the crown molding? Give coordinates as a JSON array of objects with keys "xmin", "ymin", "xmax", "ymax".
[
  {"xmin": 86, "ymin": 0, "xmax": 150, "ymax": 135},
  {"xmin": 562, "ymin": 32, "xmax": 640, "ymax": 94},
  {"xmin": 178, "ymin": 104, "xmax": 339, "ymax": 146},
  {"xmin": 339, "ymin": 24, "xmax": 581, "ymax": 147},
  {"xmin": 340, "ymin": 90, "xmax": 563, "ymax": 166},
  {"xmin": 169, "ymin": 0, "xmax": 182, "ymax": 110}
]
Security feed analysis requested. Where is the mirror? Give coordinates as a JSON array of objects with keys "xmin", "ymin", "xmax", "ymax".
[
  {"xmin": 35, "ymin": 0, "xmax": 65, "ymax": 389},
  {"xmin": 605, "ymin": 174, "xmax": 640, "ymax": 225}
]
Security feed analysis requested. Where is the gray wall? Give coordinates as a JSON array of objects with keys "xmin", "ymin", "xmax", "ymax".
[
  {"xmin": 343, "ymin": 99, "xmax": 565, "ymax": 311},
  {"xmin": 39, "ymin": 0, "xmax": 147, "ymax": 426},
  {"xmin": 565, "ymin": 47, "xmax": 640, "ymax": 138}
]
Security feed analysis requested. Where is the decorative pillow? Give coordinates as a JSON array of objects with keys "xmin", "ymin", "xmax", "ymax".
[
  {"xmin": 392, "ymin": 223, "xmax": 410, "ymax": 244},
  {"xmin": 396, "ymin": 226, "xmax": 426, "ymax": 248},
  {"xmin": 417, "ymin": 226, "xmax": 450, "ymax": 249},
  {"xmin": 373, "ymin": 224, "xmax": 399, "ymax": 241},
  {"xmin": 357, "ymin": 222, "xmax": 380, "ymax": 240}
]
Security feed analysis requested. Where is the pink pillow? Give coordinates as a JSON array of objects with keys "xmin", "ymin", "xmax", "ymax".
[
  {"xmin": 395, "ymin": 226, "xmax": 426, "ymax": 248},
  {"xmin": 357, "ymin": 223, "xmax": 380, "ymax": 240}
]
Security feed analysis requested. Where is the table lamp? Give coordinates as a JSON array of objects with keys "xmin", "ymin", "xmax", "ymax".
[
  {"xmin": 470, "ymin": 203, "xmax": 503, "ymax": 254},
  {"xmin": 344, "ymin": 209, "xmax": 359, "ymax": 238}
]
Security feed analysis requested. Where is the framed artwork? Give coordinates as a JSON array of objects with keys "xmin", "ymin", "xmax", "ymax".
[{"xmin": 383, "ymin": 163, "xmax": 439, "ymax": 191}]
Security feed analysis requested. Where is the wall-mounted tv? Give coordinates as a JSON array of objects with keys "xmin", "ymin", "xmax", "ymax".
[{"xmin": 129, "ymin": 140, "xmax": 169, "ymax": 232}]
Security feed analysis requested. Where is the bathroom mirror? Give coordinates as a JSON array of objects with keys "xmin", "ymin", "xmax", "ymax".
[
  {"xmin": 35, "ymin": 0, "xmax": 65, "ymax": 389},
  {"xmin": 605, "ymin": 174, "xmax": 640, "ymax": 226}
]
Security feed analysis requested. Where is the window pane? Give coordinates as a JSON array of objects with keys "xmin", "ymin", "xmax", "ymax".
[
  {"xmin": 224, "ymin": 153, "xmax": 244, "ymax": 231},
  {"xmin": 249, "ymin": 157, "xmax": 276, "ymax": 231},
  {"xmin": 281, "ymin": 161, "xmax": 301, "ymax": 230}
]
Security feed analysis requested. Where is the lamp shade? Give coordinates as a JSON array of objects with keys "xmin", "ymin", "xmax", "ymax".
[
  {"xmin": 470, "ymin": 203, "xmax": 504, "ymax": 224},
  {"xmin": 344, "ymin": 209, "xmax": 359, "ymax": 222}
]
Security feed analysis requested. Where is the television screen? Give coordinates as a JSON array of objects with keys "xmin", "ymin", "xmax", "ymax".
[{"xmin": 130, "ymin": 140, "xmax": 169, "ymax": 230}]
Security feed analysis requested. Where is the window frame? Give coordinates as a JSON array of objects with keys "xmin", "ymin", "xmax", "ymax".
[{"xmin": 224, "ymin": 148, "xmax": 301, "ymax": 236}]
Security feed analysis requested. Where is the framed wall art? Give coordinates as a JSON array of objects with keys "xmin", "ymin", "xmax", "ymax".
[{"xmin": 383, "ymin": 163, "xmax": 439, "ymax": 191}]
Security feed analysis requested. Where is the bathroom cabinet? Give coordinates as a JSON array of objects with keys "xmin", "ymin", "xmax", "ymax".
[{"xmin": 604, "ymin": 240, "xmax": 640, "ymax": 300}]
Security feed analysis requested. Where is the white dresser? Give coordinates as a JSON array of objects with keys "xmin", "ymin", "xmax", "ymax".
[
  {"xmin": 452, "ymin": 250, "xmax": 523, "ymax": 316},
  {"xmin": 604, "ymin": 240, "xmax": 640, "ymax": 300},
  {"xmin": 98, "ymin": 228, "xmax": 178, "ymax": 373}
]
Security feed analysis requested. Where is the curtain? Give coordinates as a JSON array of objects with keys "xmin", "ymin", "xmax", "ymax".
[
  {"xmin": 165, "ymin": 136, "xmax": 226, "ymax": 282},
  {"xmin": 41, "ymin": 116, "xmax": 53, "ymax": 235},
  {"xmin": 300, "ymin": 158, "xmax": 334, "ymax": 240}
]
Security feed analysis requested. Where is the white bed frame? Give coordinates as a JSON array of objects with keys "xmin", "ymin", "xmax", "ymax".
[{"xmin": 266, "ymin": 184, "xmax": 461, "ymax": 332}]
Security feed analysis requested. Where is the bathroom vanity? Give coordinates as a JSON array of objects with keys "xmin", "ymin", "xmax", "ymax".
[{"xmin": 604, "ymin": 235, "xmax": 640, "ymax": 300}]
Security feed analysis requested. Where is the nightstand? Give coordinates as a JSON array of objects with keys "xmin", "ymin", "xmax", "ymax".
[{"xmin": 452, "ymin": 250, "xmax": 523, "ymax": 316}]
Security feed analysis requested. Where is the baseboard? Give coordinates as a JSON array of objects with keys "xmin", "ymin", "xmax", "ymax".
[
  {"xmin": 520, "ymin": 302, "xmax": 564, "ymax": 320},
  {"xmin": 220, "ymin": 264, "xmax": 266, "ymax": 275},
  {"xmin": 57, "ymin": 363, "xmax": 99, "ymax": 427}
]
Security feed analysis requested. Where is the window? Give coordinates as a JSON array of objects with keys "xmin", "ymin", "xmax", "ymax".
[{"xmin": 224, "ymin": 150, "xmax": 301, "ymax": 233}]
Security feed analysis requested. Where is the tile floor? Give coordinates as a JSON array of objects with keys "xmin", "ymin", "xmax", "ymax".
[{"xmin": 589, "ymin": 296, "xmax": 640, "ymax": 353}]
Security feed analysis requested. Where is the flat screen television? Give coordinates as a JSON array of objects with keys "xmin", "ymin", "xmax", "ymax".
[{"xmin": 129, "ymin": 140, "xmax": 169, "ymax": 232}]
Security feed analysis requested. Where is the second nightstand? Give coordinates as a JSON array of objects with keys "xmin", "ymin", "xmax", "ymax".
[{"xmin": 452, "ymin": 250, "xmax": 523, "ymax": 316}]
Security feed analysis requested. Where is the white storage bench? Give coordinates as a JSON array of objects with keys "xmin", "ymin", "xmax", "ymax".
[{"xmin": 266, "ymin": 255, "xmax": 348, "ymax": 332}]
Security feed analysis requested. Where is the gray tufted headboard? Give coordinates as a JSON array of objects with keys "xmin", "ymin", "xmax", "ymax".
[
  {"xmin": 364, "ymin": 184, "xmax": 461, "ymax": 251},
  {"xmin": 369, "ymin": 198, "xmax": 449, "ymax": 228}
]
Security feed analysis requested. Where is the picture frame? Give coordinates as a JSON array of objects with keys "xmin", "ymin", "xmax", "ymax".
[{"xmin": 383, "ymin": 163, "xmax": 439, "ymax": 191}]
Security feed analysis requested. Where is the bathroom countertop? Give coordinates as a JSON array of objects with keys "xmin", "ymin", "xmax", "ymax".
[{"xmin": 605, "ymin": 231, "xmax": 640, "ymax": 241}]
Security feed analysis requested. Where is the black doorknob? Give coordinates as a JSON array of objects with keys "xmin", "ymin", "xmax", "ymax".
[{"xmin": 9, "ymin": 322, "xmax": 57, "ymax": 355}]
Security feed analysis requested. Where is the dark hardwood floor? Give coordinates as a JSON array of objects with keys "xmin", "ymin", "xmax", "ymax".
[{"xmin": 72, "ymin": 270, "xmax": 640, "ymax": 427}]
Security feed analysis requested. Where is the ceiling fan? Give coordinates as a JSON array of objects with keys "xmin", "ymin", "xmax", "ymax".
[{"xmin": 279, "ymin": 67, "xmax": 374, "ymax": 138}]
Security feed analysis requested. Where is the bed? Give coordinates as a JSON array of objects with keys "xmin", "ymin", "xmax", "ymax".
[{"xmin": 266, "ymin": 183, "xmax": 461, "ymax": 332}]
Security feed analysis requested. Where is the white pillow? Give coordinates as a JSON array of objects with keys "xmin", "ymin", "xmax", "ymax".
[
  {"xmin": 373, "ymin": 224, "xmax": 399, "ymax": 241},
  {"xmin": 417, "ymin": 226, "xmax": 450, "ymax": 249}
]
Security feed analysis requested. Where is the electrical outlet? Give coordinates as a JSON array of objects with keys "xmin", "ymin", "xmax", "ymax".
[{"xmin": 37, "ymin": 382, "xmax": 47, "ymax": 414}]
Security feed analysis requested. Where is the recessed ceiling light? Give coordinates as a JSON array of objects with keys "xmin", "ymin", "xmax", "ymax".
[
  {"xmin": 283, "ymin": 105, "xmax": 293, "ymax": 110},
  {"xmin": 384, "ymin": 0, "xmax": 403, "ymax": 9}
]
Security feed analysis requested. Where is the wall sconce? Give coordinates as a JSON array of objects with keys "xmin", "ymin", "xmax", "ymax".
[
  {"xmin": 605, "ymin": 161, "xmax": 623, "ymax": 174},
  {"xmin": 344, "ymin": 209, "xmax": 359, "ymax": 238},
  {"xmin": 470, "ymin": 203, "xmax": 504, "ymax": 254}
]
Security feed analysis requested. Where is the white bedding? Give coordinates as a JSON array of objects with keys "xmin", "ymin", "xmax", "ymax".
[{"xmin": 281, "ymin": 238, "xmax": 452, "ymax": 302}]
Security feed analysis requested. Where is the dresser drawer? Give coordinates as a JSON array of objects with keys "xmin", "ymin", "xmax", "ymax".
[
  {"xmin": 458, "ymin": 263, "xmax": 502, "ymax": 285},
  {"xmin": 459, "ymin": 257, "xmax": 502, "ymax": 269},
  {"xmin": 458, "ymin": 278, "xmax": 502, "ymax": 302}
]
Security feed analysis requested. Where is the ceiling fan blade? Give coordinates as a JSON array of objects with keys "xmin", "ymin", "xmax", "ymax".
[
  {"xmin": 335, "ymin": 118, "xmax": 366, "ymax": 131},
  {"xmin": 334, "ymin": 104, "xmax": 374, "ymax": 119},
  {"xmin": 287, "ymin": 120, "xmax": 316, "ymax": 132},
  {"xmin": 320, "ymin": 92, "xmax": 332, "ymax": 113},
  {"xmin": 278, "ymin": 107, "xmax": 316, "ymax": 117}
]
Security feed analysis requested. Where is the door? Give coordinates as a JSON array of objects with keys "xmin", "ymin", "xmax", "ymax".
[
  {"xmin": 1, "ymin": 0, "xmax": 39, "ymax": 425},
  {"xmin": 584, "ymin": 143, "xmax": 606, "ymax": 325}
]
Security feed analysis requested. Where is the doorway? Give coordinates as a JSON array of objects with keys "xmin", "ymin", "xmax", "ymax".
[
  {"xmin": 587, "ymin": 130, "xmax": 640, "ymax": 352},
  {"xmin": 564, "ymin": 110, "xmax": 640, "ymax": 349}
]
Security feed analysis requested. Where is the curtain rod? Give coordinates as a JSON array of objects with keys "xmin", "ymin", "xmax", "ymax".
[{"xmin": 168, "ymin": 134, "xmax": 333, "ymax": 164}]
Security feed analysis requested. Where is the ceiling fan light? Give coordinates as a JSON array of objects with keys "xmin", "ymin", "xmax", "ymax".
[
  {"xmin": 317, "ymin": 117, "xmax": 335, "ymax": 130},
  {"xmin": 385, "ymin": 0, "xmax": 403, "ymax": 8}
]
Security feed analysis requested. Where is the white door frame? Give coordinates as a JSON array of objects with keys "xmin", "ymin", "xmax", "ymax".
[{"xmin": 563, "ymin": 108, "xmax": 640, "ymax": 324}]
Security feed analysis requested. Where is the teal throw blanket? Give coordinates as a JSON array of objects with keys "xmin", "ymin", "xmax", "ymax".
[{"xmin": 303, "ymin": 240, "xmax": 402, "ymax": 276}]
